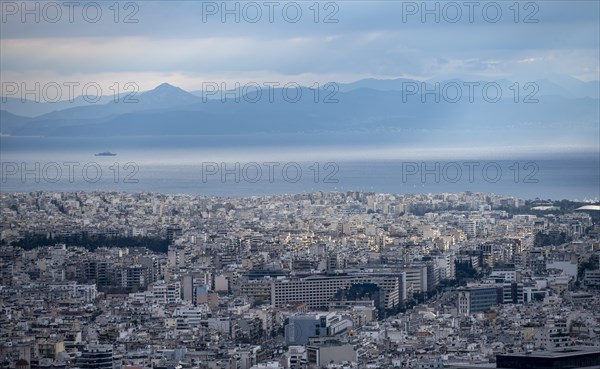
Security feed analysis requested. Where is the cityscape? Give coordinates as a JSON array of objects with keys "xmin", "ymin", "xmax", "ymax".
[
  {"xmin": 1, "ymin": 1, "xmax": 600, "ymax": 368},
  {"xmin": 1, "ymin": 191, "xmax": 599, "ymax": 368}
]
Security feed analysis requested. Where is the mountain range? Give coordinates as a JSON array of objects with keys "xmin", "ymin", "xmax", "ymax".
[{"xmin": 1, "ymin": 78, "xmax": 598, "ymax": 141}]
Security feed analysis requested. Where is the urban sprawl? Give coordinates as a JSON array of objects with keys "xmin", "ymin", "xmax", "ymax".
[{"xmin": 1, "ymin": 191, "xmax": 600, "ymax": 369}]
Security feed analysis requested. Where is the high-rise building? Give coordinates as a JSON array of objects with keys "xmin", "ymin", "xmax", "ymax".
[
  {"xmin": 151, "ymin": 281, "xmax": 181, "ymax": 305},
  {"xmin": 271, "ymin": 273, "xmax": 401, "ymax": 312},
  {"xmin": 457, "ymin": 286, "xmax": 499, "ymax": 315},
  {"xmin": 166, "ymin": 226, "xmax": 183, "ymax": 241},
  {"xmin": 284, "ymin": 313, "xmax": 352, "ymax": 345},
  {"xmin": 78, "ymin": 344, "xmax": 113, "ymax": 369},
  {"xmin": 182, "ymin": 275, "xmax": 194, "ymax": 303},
  {"xmin": 502, "ymin": 282, "xmax": 524, "ymax": 304},
  {"xmin": 121, "ymin": 264, "xmax": 149, "ymax": 291},
  {"xmin": 462, "ymin": 219, "xmax": 477, "ymax": 239},
  {"xmin": 404, "ymin": 266, "xmax": 428, "ymax": 294}
]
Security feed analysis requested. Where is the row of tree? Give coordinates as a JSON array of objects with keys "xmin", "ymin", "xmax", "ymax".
[{"xmin": 11, "ymin": 234, "xmax": 169, "ymax": 253}]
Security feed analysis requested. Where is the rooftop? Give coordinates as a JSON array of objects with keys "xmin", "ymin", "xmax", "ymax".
[{"xmin": 497, "ymin": 345, "xmax": 600, "ymax": 359}]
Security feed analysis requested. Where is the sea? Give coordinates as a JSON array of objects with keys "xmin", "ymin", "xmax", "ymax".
[{"xmin": 1, "ymin": 134, "xmax": 598, "ymax": 201}]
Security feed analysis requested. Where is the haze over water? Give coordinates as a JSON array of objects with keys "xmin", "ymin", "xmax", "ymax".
[{"xmin": 1, "ymin": 135, "xmax": 597, "ymax": 201}]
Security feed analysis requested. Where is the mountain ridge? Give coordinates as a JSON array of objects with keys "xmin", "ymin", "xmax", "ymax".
[{"xmin": 1, "ymin": 79, "xmax": 598, "ymax": 140}]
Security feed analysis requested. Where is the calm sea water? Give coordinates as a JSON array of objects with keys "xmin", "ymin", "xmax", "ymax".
[{"xmin": 1, "ymin": 135, "xmax": 598, "ymax": 201}]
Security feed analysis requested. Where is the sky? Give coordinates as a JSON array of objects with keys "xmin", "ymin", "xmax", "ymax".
[{"xmin": 1, "ymin": 0, "xmax": 599, "ymax": 92}]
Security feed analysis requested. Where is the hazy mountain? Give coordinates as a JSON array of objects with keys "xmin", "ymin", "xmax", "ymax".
[
  {"xmin": 0, "ymin": 95, "xmax": 114, "ymax": 118},
  {"xmin": 135, "ymin": 83, "xmax": 200, "ymax": 106},
  {"xmin": 0, "ymin": 110, "xmax": 32, "ymax": 134},
  {"xmin": 338, "ymin": 78, "xmax": 430, "ymax": 92},
  {"xmin": 2, "ymin": 77, "xmax": 596, "ymax": 119},
  {"xmin": 6, "ymin": 83, "xmax": 598, "ymax": 142},
  {"xmin": 0, "ymin": 83, "xmax": 201, "ymax": 121},
  {"xmin": 1, "ymin": 78, "xmax": 597, "ymax": 148},
  {"xmin": 336, "ymin": 77, "xmax": 600, "ymax": 99},
  {"xmin": 538, "ymin": 75, "xmax": 600, "ymax": 98}
]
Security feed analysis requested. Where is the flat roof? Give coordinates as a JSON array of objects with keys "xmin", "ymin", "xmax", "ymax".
[{"xmin": 497, "ymin": 346, "xmax": 600, "ymax": 359}]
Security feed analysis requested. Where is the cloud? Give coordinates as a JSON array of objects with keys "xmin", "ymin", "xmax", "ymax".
[{"xmin": 1, "ymin": 1, "xmax": 598, "ymax": 86}]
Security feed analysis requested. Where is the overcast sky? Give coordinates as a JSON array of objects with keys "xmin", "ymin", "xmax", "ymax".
[{"xmin": 1, "ymin": 0, "xmax": 598, "ymax": 91}]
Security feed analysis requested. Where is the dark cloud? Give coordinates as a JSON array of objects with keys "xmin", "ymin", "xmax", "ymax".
[{"xmin": 1, "ymin": 1, "xmax": 598, "ymax": 84}]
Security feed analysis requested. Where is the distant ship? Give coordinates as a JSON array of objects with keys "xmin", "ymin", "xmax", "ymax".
[{"xmin": 95, "ymin": 151, "xmax": 117, "ymax": 156}]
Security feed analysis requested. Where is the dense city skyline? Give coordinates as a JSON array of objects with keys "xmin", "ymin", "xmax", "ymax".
[
  {"xmin": 1, "ymin": 190, "xmax": 600, "ymax": 367},
  {"xmin": 1, "ymin": 1, "xmax": 600, "ymax": 368}
]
